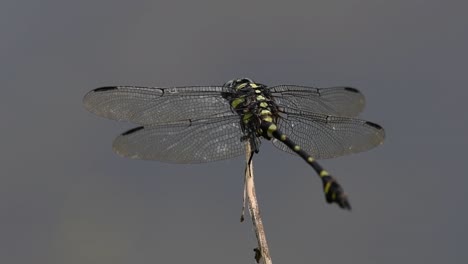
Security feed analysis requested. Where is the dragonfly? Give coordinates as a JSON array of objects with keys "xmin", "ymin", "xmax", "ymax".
[{"xmin": 83, "ymin": 78, "xmax": 385, "ymax": 210}]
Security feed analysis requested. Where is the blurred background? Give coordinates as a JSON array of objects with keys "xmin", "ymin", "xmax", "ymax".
[{"xmin": 1, "ymin": 0, "xmax": 467, "ymax": 263}]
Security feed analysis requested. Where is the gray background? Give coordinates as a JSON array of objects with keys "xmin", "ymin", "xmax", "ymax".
[{"xmin": 1, "ymin": 0, "xmax": 467, "ymax": 263}]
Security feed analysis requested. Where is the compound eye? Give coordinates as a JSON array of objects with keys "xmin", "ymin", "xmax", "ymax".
[
  {"xmin": 223, "ymin": 78, "xmax": 254, "ymax": 88},
  {"xmin": 239, "ymin": 78, "xmax": 253, "ymax": 84},
  {"xmin": 223, "ymin": 79, "xmax": 235, "ymax": 88}
]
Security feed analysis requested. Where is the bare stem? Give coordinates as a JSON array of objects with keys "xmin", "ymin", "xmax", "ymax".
[{"xmin": 245, "ymin": 143, "xmax": 272, "ymax": 264}]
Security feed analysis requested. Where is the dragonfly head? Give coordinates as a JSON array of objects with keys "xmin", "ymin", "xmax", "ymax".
[{"xmin": 224, "ymin": 78, "xmax": 255, "ymax": 90}]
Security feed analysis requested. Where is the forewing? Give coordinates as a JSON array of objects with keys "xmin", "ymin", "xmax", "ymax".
[
  {"xmin": 269, "ymin": 85, "xmax": 366, "ymax": 117},
  {"xmin": 113, "ymin": 116, "xmax": 246, "ymax": 163},
  {"xmin": 83, "ymin": 86, "xmax": 234, "ymax": 124},
  {"xmin": 272, "ymin": 110, "xmax": 385, "ymax": 159}
]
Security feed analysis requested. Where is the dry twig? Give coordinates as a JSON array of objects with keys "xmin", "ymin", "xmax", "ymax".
[{"xmin": 243, "ymin": 143, "xmax": 272, "ymax": 264}]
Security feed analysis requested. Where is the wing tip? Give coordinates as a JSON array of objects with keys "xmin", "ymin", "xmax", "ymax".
[
  {"xmin": 82, "ymin": 87, "xmax": 118, "ymax": 110},
  {"xmin": 93, "ymin": 86, "xmax": 118, "ymax": 92},
  {"xmin": 112, "ymin": 131, "xmax": 143, "ymax": 160},
  {"xmin": 365, "ymin": 121, "xmax": 383, "ymax": 130},
  {"xmin": 121, "ymin": 126, "xmax": 145, "ymax": 136},
  {"xmin": 344, "ymin": 87, "xmax": 361, "ymax": 93},
  {"xmin": 365, "ymin": 121, "xmax": 386, "ymax": 144}
]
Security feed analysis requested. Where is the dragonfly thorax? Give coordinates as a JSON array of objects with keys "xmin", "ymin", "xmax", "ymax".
[{"xmin": 222, "ymin": 78, "xmax": 279, "ymax": 141}]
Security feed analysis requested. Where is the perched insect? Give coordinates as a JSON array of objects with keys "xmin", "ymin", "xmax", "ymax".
[{"xmin": 83, "ymin": 78, "xmax": 385, "ymax": 209}]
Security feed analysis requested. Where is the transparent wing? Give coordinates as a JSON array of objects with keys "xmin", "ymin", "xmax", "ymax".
[
  {"xmin": 83, "ymin": 86, "xmax": 234, "ymax": 125},
  {"xmin": 272, "ymin": 109, "xmax": 385, "ymax": 159},
  {"xmin": 269, "ymin": 85, "xmax": 366, "ymax": 117},
  {"xmin": 113, "ymin": 116, "xmax": 246, "ymax": 163}
]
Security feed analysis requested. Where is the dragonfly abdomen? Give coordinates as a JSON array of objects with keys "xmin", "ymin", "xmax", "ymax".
[{"xmin": 259, "ymin": 121, "xmax": 351, "ymax": 210}]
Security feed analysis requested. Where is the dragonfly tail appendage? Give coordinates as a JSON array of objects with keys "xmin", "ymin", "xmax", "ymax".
[{"xmin": 320, "ymin": 172, "xmax": 351, "ymax": 210}]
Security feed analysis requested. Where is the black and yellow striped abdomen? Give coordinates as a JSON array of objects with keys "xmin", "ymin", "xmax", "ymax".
[{"xmin": 259, "ymin": 121, "xmax": 351, "ymax": 209}]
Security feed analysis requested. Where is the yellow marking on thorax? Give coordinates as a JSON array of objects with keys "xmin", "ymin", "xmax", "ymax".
[
  {"xmin": 256, "ymin": 95, "xmax": 266, "ymax": 101},
  {"xmin": 231, "ymin": 97, "xmax": 245, "ymax": 108},
  {"xmin": 259, "ymin": 102, "xmax": 268, "ymax": 108},
  {"xmin": 236, "ymin": 83, "xmax": 247, "ymax": 89},
  {"xmin": 250, "ymin": 83, "xmax": 259, "ymax": 88},
  {"xmin": 242, "ymin": 113, "xmax": 253, "ymax": 123},
  {"xmin": 260, "ymin": 109, "xmax": 271, "ymax": 116}
]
